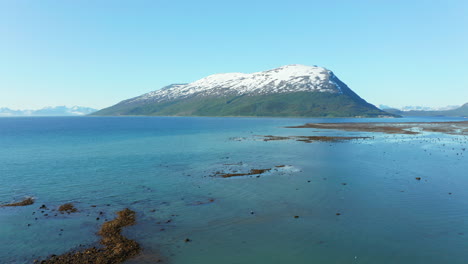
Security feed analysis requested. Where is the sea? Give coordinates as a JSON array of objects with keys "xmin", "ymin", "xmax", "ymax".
[{"xmin": 0, "ymin": 116, "xmax": 467, "ymax": 264}]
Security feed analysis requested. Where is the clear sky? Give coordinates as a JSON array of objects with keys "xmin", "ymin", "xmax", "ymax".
[{"xmin": 1, "ymin": 0, "xmax": 467, "ymax": 110}]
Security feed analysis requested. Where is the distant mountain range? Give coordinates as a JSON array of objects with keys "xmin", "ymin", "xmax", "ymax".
[
  {"xmin": 93, "ymin": 64, "xmax": 394, "ymax": 118},
  {"xmin": 382, "ymin": 103, "xmax": 468, "ymax": 117},
  {"xmin": 0, "ymin": 106, "xmax": 97, "ymax": 116},
  {"xmin": 379, "ymin": 105, "xmax": 460, "ymax": 112}
]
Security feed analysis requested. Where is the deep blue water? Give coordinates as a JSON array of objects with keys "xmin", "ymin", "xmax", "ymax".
[{"xmin": 0, "ymin": 116, "xmax": 467, "ymax": 264}]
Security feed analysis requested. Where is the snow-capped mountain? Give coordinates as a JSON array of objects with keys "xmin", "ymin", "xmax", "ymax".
[
  {"xmin": 127, "ymin": 65, "xmax": 343, "ymax": 104},
  {"xmin": 0, "ymin": 108, "xmax": 31, "ymax": 116},
  {"xmin": 94, "ymin": 64, "xmax": 394, "ymax": 117},
  {"xmin": 0, "ymin": 106, "xmax": 97, "ymax": 116},
  {"xmin": 379, "ymin": 105, "xmax": 460, "ymax": 111},
  {"xmin": 383, "ymin": 103, "xmax": 468, "ymax": 117}
]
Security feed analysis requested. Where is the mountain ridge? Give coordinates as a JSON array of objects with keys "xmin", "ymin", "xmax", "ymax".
[
  {"xmin": 379, "ymin": 104, "xmax": 460, "ymax": 112},
  {"xmin": 0, "ymin": 106, "xmax": 97, "ymax": 116},
  {"xmin": 92, "ymin": 65, "xmax": 395, "ymax": 118},
  {"xmin": 383, "ymin": 103, "xmax": 468, "ymax": 117}
]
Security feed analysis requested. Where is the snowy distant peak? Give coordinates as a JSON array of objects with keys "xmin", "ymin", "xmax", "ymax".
[
  {"xmin": 0, "ymin": 106, "xmax": 97, "ymax": 116},
  {"xmin": 128, "ymin": 64, "xmax": 342, "ymax": 104},
  {"xmin": 379, "ymin": 104, "xmax": 460, "ymax": 111}
]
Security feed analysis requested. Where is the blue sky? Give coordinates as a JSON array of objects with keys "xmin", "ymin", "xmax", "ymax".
[{"xmin": 1, "ymin": 0, "xmax": 467, "ymax": 110}]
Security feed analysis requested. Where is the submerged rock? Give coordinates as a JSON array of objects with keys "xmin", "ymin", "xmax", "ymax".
[
  {"xmin": 39, "ymin": 208, "xmax": 142, "ymax": 263},
  {"xmin": 259, "ymin": 135, "xmax": 370, "ymax": 143},
  {"xmin": 1, "ymin": 197, "xmax": 34, "ymax": 207},
  {"xmin": 287, "ymin": 121, "xmax": 468, "ymax": 135},
  {"xmin": 216, "ymin": 168, "xmax": 272, "ymax": 178},
  {"xmin": 58, "ymin": 203, "xmax": 78, "ymax": 214}
]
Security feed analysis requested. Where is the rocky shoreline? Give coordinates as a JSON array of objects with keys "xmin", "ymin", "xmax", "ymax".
[{"xmin": 287, "ymin": 121, "xmax": 468, "ymax": 135}]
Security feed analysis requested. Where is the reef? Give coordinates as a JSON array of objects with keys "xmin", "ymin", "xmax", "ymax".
[
  {"xmin": 39, "ymin": 208, "xmax": 142, "ymax": 264},
  {"xmin": 58, "ymin": 203, "xmax": 78, "ymax": 214},
  {"xmin": 259, "ymin": 135, "xmax": 370, "ymax": 143},
  {"xmin": 287, "ymin": 121, "xmax": 468, "ymax": 135},
  {"xmin": 214, "ymin": 168, "xmax": 272, "ymax": 178},
  {"xmin": 1, "ymin": 197, "xmax": 34, "ymax": 207},
  {"xmin": 189, "ymin": 198, "xmax": 216, "ymax": 206}
]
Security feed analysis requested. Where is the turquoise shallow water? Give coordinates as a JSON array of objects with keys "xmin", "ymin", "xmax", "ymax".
[{"xmin": 0, "ymin": 116, "xmax": 467, "ymax": 264}]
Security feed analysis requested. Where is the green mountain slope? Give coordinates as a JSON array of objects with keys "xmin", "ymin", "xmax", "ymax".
[
  {"xmin": 92, "ymin": 65, "xmax": 396, "ymax": 118},
  {"xmin": 93, "ymin": 91, "xmax": 392, "ymax": 117}
]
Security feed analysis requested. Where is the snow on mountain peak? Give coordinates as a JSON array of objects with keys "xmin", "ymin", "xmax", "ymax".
[
  {"xmin": 130, "ymin": 65, "xmax": 342, "ymax": 104},
  {"xmin": 0, "ymin": 106, "xmax": 97, "ymax": 116}
]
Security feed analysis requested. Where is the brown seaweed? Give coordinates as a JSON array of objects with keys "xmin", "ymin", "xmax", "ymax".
[
  {"xmin": 286, "ymin": 121, "xmax": 468, "ymax": 135},
  {"xmin": 58, "ymin": 203, "xmax": 78, "ymax": 214},
  {"xmin": 259, "ymin": 135, "xmax": 370, "ymax": 143},
  {"xmin": 39, "ymin": 208, "xmax": 142, "ymax": 264},
  {"xmin": 216, "ymin": 168, "xmax": 272, "ymax": 178},
  {"xmin": 1, "ymin": 197, "xmax": 34, "ymax": 207}
]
